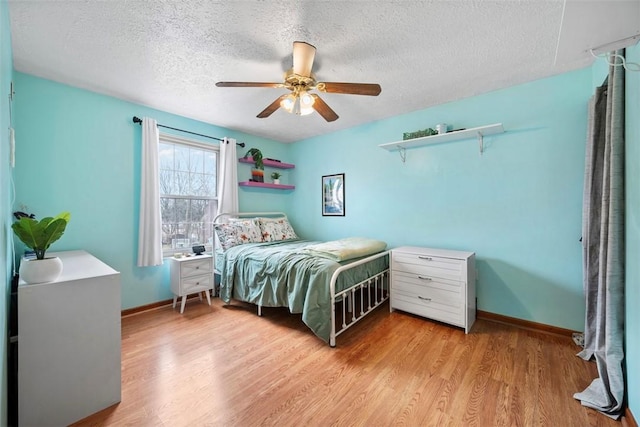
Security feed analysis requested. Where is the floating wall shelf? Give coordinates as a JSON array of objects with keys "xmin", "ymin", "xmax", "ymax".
[
  {"xmin": 238, "ymin": 156, "xmax": 296, "ymax": 190},
  {"xmin": 239, "ymin": 181, "xmax": 295, "ymax": 190},
  {"xmin": 239, "ymin": 157, "xmax": 295, "ymax": 169},
  {"xmin": 379, "ymin": 123, "xmax": 505, "ymax": 160}
]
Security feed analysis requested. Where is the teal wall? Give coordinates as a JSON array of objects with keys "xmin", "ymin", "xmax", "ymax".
[
  {"xmin": 0, "ymin": 1, "xmax": 12, "ymax": 424},
  {"xmin": 12, "ymin": 72, "xmax": 289, "ymax": 310},
  {"xmin": 10, "ymin": 66, "xmax": 593, "ymax": 332},
  {"xmin": 625, "ymin": 43, "xmax": 640, "ymax": 422},
  {"xmin": 289, "ymin": 69, "xmax": 592, "ymax": 331}
]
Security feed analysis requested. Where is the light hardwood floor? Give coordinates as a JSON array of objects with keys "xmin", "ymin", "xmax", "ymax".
[{"xmin": 73, "ymin": 297, "xmax": 620, "ymax": 427}]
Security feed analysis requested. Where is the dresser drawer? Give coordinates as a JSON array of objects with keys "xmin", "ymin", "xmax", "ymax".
[
  {"xmin": 392, "ymin": 270, "xmax": 462, "ymax": 290},
  {"xmin": 392, "ymin": 272, "xmax": 462, "ymax": 308},
  {"xmin": 180, "ymin": 258, "xmax": 212, "ymax": 278},
  {"xmin": 392, "ymin": 291, "xmax": 464, "ymax": 327},
  {"xmin": 182, "ymin": 273, "xmax": 213, "ymax": 292},
  {"xmin": 392, "ymin": 252, "xmax": 465, "ymax": 281}
]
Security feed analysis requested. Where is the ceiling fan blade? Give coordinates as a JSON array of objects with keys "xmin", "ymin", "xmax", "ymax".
[
  {"xmin": 257, "ymin": 95, "xmax": 288, "ymax": 118},
  {"xmin": 311, "ymin": 94, "xmax": 339, "ymax": 122},
  {"xmin": 216, "ymin": 82, "xmax": 283, "ymax": 88},
  {"xmin": 292, "ymin": 41, "xmax": 316, "ymax": 77},
  {"xmin": 318, "ymin": 82, "xmax": 381, "ymax": 96}
]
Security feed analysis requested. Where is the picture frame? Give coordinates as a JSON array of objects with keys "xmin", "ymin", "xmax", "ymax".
[{"xmin": 322, "ymin": 173, "xmax": 345, "ymax": 216}]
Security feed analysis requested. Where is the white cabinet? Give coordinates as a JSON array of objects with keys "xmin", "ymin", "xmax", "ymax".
[
  {"xmin": 169, "ymin": 255, "xmax": 214, "ymax": 313},
  {"xmin": 390, "ymin": 246, "xmax": 476, "ymax": 333},
  {"xmin": 18, "ymin": 250, "xmax": 121, "ymax": 426}
]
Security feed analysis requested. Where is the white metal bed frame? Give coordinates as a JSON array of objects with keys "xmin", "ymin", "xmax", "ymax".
[{"xmin": 213, "ymin": 212, "xmax": 390, "ymax": 347}]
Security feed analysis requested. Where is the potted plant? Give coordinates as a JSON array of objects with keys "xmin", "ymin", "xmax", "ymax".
[
  {"xmin": 244, "ymin": 148, "xmax": 264, "ymax": 182},
  {"xmin": 12, "ymin": 211, "xmax": 71, "ymax": 284},
  {"xmin": 271, "ymin": 171, "xmax": 282, "ymax": 185}
]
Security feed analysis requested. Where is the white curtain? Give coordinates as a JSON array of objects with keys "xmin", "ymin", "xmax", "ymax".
[
  {"xmin": 137, "ymin": 117, "xmax": 163, "ymax": 267},
  {"xmin": 217, "ymin": 137, "xmax": 238, "ymax": 216}
]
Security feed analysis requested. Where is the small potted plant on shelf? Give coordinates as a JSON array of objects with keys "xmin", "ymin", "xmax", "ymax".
[
  {"xmin": 271, "ymin": 172, "xmax": 282, "ymax": 185},
  {"xmin": 243, "ymin": 148, "xmax": 264, "ymax": 182},
  {"xmin": 12, "ymin": 210, "xmax": 71, "ymax": 284}
]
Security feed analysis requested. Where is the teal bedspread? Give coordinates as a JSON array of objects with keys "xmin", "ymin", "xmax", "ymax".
[{"xmin": 218, "ymin": 239, "xmax": 388, "ymax": 342}]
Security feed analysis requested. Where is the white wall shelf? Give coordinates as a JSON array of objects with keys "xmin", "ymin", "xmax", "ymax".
[{"xmin": 379, "ymin": 123, "xmax": 504, "ymax": 160}]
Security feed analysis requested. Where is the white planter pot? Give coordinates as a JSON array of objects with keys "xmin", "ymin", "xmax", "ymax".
[
  {"xmin": 273, "ymin": 179, "xmax": 280, "ymax": 185},
  {"xmin": 19, "ymin": 257, "xmax": 63, "ymax": 284}
]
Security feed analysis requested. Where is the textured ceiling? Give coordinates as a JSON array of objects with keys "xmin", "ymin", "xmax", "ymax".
[{"xmin": 8, "ymin": 0, "xmax": 640, "ymax": 143}]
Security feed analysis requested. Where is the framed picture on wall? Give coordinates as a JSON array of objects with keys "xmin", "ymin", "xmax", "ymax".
[{"xmin": 322, "ymin": 173, "xmax": 345, "ymax": 216}]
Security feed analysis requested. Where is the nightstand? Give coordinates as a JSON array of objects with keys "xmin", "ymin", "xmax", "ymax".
[{"xmin": 169, "ymin": 254, "xmax": 214, "ymax": 313}]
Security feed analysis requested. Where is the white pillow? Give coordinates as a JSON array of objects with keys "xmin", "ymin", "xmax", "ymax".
[{"xmin": 258, "ymin": 217, "xmax": 298, "ymax": 242}]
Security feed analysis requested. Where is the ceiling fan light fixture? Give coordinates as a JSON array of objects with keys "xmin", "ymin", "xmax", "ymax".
[
  {"xmin": 280, "ymin": 91, "xmax": 315, "ymax": 116},
  {"xmin": 280, "ymin": 93, "xmax": 297, "ymax": 113},
  {"xmin": 299, "ymin": 91, "xmax": 314, "ymax": 106},
  {"xmin": 298, "ymin": 90, "xmax": 315, "ymax": 116},
  {"xmin": 298, "ymin": 104, "xmax": 314, "ymax": 116}
]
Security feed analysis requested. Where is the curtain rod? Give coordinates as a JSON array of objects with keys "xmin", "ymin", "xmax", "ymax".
[{"xmin": 132, "ymin": 116, "xmax": 245, "ymax": 147}]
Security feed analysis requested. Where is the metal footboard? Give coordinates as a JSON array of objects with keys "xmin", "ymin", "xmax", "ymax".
[{"xmin": 329, "ymin": 250, "xmax": 390, "ymax": 347}]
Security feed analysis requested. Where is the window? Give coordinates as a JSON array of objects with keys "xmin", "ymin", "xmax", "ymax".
[{"xmin": 159, "ymin": 134, "xmax": 218, "ymax": 255}]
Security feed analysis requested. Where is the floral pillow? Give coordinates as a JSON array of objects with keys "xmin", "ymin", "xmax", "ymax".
[
  {"xmin": 229, "ymin": 218, "xmax": 263, "ymax": 244},
  {"xmin": 213, "ymin": 223, "xmax": 241, "ymax": 251},
  {"xmin": 258, "ymin": 217, "xmax": 298, "ymax": 242}
]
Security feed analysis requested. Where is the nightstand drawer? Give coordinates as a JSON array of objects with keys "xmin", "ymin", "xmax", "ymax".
[
  {"xmin": 392, "ymin": 253, "xmax": 465, "ymax": 281},
  {"xmin": 181, "ymin": 258, "xmax": 212, "ymax": 278},
  {"xmin": 182, "ymin": 273, "xmax": 213, "ymax": 292}
]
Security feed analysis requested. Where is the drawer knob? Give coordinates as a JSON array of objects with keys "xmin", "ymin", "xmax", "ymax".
[
  {"xmin": 418, "ymin": 276, "xmax": 432, "ymax": 281},
  {"xmin": 418, "ymin": 296, "xmax": 432, "ymax": 301},
  {"xmin": 418, "ymin": 256, "xmax": 433, "ymax": 261},
  {"xmin": 196, "ymin": 266, "xmax": 200, "ymax": 269},
  {"xmin": 196, "ymin": 282, "xmax": 200, "ymax": 285}
]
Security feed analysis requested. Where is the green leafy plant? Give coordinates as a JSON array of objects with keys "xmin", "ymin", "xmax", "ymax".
[
  {"xmin": 403, "ymin": 128, "xmax": 438, "ymax": 140},
  {"xmin": 244, "ymin": 148, "xmax": 264, "ymax": 170},
  {"xmin": 12, "ymin": 211, "xmax": 71, "ymax": 260},
  {"xmin": 271, "ymin": 171, "xmax": 282, "ymax": 179}
]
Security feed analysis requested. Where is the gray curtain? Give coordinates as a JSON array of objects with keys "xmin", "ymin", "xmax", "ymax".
[{"xmin": 574, "ymin": 49, "xmax": 625, "ymax": 419}]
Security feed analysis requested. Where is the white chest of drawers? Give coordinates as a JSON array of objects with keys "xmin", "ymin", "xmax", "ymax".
[
  {"xmin": 169, "ymin": 254, "xmax": 214, "ymax": 313},
  {"xmin": 390, "ymin": 246, "xmax": 476, "ymax": 333},
  {"xmin": 18, "ymin": 250, "xmax": 121, "ymax": 426}
]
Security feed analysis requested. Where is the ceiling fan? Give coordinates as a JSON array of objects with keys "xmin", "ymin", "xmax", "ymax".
[{"xmin": 215, "ymin": 41, "xmax": 381, "ymax": 122}]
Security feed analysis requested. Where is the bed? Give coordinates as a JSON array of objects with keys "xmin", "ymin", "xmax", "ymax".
[{"xmin": 214, "ymin": 212, "xmax": 390, "ymax": 347}]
